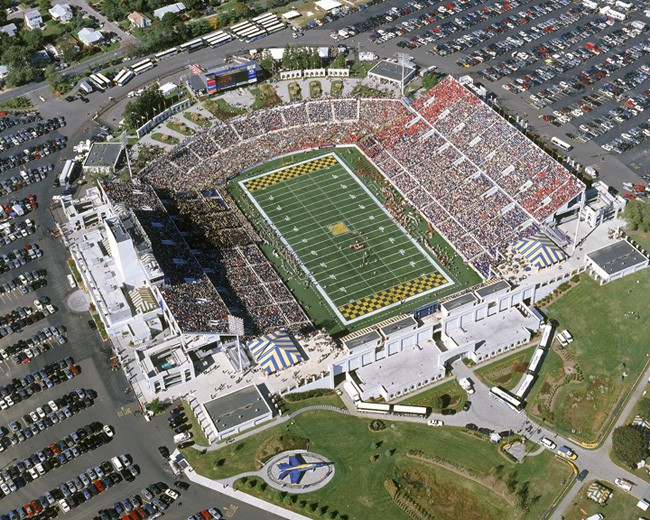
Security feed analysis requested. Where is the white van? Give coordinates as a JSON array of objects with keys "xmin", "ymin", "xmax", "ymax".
[
  {"xmin": 111, "ymin": 456, "xmax": 124, "ymax": 472},
  {"xmin": 67, "ymin": 274, "xmax": 76, "ymax": 288},
  {"xmin": 585, "ymin": 514, "xmax": 603, "ymax": 520},
  {"xmin": 540, "ymin": 437, "xmax": 557, "ymax": 450}
]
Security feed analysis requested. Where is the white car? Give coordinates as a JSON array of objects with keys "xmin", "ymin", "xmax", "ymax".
[
  {"xmin": 540, "ymin": 437, "xmax": 557, "ymax": 450},
  {"xmin": 67, "ymin": 274, "xmax": 76, "ymax": 288},
  {"xmin": 164, "ymin": 488, "xmax": 179, "ymax": 500},
  {"xmin": 103, "ymin": 425, "xmax": 114, "ymax": 438},
  {"xmin": 48, "ymin": 400, "xmax": 59, "ymax": 412},
  {"xmin": 58, "ymin": 499, "xmax": 70, "ymax": 513},
  {"xmin": 33, "ymin": 299, "xmax": 43, "ymax": 311}
]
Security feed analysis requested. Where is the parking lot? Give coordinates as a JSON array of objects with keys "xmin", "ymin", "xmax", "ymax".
[
  {"xmin": 0, "ymin": 111, "xmax": 281, "ymax": 520},
  {"xmin": 317, "ymin": 0, "xmax": 649, "ymax": 188}
]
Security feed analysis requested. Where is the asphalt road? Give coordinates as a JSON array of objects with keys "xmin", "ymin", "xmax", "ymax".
[{"xmin": 0, "ymin": 116, "xmax": 287, "ymax": 520}]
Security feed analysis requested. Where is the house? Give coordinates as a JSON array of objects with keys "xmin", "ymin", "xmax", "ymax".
[
  {"xmin": 128, "ymin": 11, "xmax": 152, "ymax": 28},
  {"xmin": 0, "ymin": 23, "xmax": 17, "ymax": 38},
  {"xmin": 49, "ymin": 3, "xmax": 73, "ymax": 22},
  {"xmin": 78, "ymin": 27, "xmax": 103, "ymax": 46},
  {"xmin": 24, "ymin": 9, "xmax": 43, "ymax": 30},
  {"xmin": 153, "ymin": 2, "xmax": 186, "ymax": 20}
]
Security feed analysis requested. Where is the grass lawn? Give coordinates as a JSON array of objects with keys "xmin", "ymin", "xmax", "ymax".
[
  {"xmin": 151, "ymin": 133, "xmax": 179, "ymax": 145},
  {"xmin": 526, "ymin": 271, "xmax": 650, "ymax": 443},
  {"xmin": 475, "ymin": 346, "xmax": 536, "ymax": 391},
  {"xmin": 562, "ymin": 481, "xmax": 641, "ymax": 520},
  {"xmin": 398, "ymin": 379, "xmax": 467, "ymax": 412},
  {"xmin": 182, "ymin": 410, "xmax": 572, "ymax": 520},
  {"xmin": 183, "ymin": 110, "xmax": 214, "ymax": 128},
  {"xmin": 277, "ymin": 390, "xmax": 345, "ymax": 415},
  {"xmin": 350, "ymin": 84, "xmax": 392, "ymax": 98},
  {"xmin": 202, "ymin": 97, "xmax": 245, "ymax": 119},
  {"xmin": 350, "ymin": 62, "xmax": 375, "ymax": 78},
  {"xmin": 167, "ymin": 121, "xmax": 194, "ymax": 136},
  {"xmin": 229, "ymin": 147, "xmax": 480, "ymax": 335},
  {"xmin": 627, "ymin": 230, "xmax": 650, "ymax": 255},
  {"xmin": 250, "ymin": 84, "xmax": 282, "ymax": 110},
  {"xmin": 181, "ymin": 400, "xmax": 210, "ymax": 447},
  {"xmin": 0, "ymin": 97, "xmax": 33, "ymax": 110}
]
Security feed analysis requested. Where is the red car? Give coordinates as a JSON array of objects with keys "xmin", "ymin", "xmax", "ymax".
[
  {"xmin": 70, "ymin": 364, "xmax": 80, "ymax": 375},
  {"xmin": 30, "ymin": 500, "xmax": 42, "ymax": 513},
  {"xmin": 93, "ymin": 479, "xmax": 105, "ymax": 493}
]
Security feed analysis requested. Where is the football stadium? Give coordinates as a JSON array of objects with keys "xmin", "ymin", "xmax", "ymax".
[{"xmin": 131, "ymin": 75, "xmax": 584, "ymax": 336}]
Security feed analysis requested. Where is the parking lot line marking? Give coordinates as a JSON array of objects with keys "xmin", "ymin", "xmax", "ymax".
[{"xmin": 224, "ymin": 504, "xmax": 239, "ymax": 518}]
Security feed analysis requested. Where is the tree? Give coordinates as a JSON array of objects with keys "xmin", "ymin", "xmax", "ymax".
[
  {"xmin": 5, "ymin": 65, "xmax": 37, "ymax": 87},
  {"xmin": 21, "ymin": 29, "xmax": 45, "ymax": 53},
  {"xmin": 124, "ymin": 86, "xmax": 167, "ymax": 129},
  {"xmin": 623, "ymin": 200, "xmax": 650, "ymax": 233},
  {"xmin": 38, "ymin": 0, "xmax": 50, "ymax": 12},
  {"xmin": 332, "ymin": 53, "xmax": 346, "ymax": 68},
  {"xmin": 638, "ymin": 398, "xmax": 650, "ymax": 420},
  {"xmin": 613, "ymin": 425, "xmax": 647, "ymax": 467},
  {"xmin": 233, "ymin": 0, "xmax": 253, "ymax": 21},
  {"xmin": 260, "ymin": 49, "xmax": 274, "ymax": 74},
  {"xmin": 189, "ymin": 19, "xmax": 211, "ymax": 38},
  {"xmin": 146, "ymin": 397, "xmax": 164, "ymax": 414}
]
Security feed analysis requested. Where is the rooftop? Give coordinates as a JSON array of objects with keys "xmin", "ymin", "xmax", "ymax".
[
  {"xmin": 441, "ymin": 292, "xmax": 477, "ymax": 312},
  {"xmin": 475, "ymin": 280, "xmax": 511, "ymax": 299},
  {"xmin": 203, "ymin": 385, "xmax": 271, "ymax": 433},
  {"xmin": 83, "ymin": 142, "xmax": 123, "ymax": 169},
  {"xmin": 368, "ymin": 60, "xmax": 416, "ymax": 82},
  {"xmin": 587, "ymin": 240, "xmax": 648, "ymax": 276}
]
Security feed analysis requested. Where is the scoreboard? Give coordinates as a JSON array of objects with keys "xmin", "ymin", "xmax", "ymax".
[{"xmin": 205, "ymin": 62, "xmax": 257, "ymax": 94}]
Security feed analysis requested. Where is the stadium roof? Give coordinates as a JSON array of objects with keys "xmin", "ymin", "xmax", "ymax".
[
  {"xmin": 442, "ymin": 293, "xmax": 477, "ymax": 312},
  {"xmin": 315, "ymin": 0, "xmax": 341, "ymax": 11},
  {"xmin": 475, "ymin": 280, "xmax": 510, "ymax": 299}
]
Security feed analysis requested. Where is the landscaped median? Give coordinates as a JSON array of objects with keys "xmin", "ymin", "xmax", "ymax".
[{"xmin": 181, "ymin": 410, "xmax": 573, "ymax": 519}]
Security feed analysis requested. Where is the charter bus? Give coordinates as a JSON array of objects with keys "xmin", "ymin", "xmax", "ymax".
[
  {"xmin": 551, "ymin": 136, "xmax": 573, "ymax": 151},
  {"xmin": 179, "ymin": 39, "xmax": 206, "ymax": 52},
  {"xmin": 155, "ymin": 47, "xmax": 179, "ymax": 61},
  {"xmin": 391, "ymin": 404, "xmax": 428, "ymax": 417},
  {"xmin": 539, "ymin": 323, "xmax": 554, "ymax": 350},
  {"xmin": 356, "ymin": 402, "xmax": 391, "ymax": 414},
  {"xmin": 490, "ymin": 386, "xmax": 524, "ymax": 413},
  {"xmin": 113, "ymin": 69, "xmax": 135, "ymax": 87},
  {"xmin": 88, "ymin": 74, "xmax": 107, "ymax": 92},
  {"xmin": 204, "ymin": 31, "xmax": 231, "ymax": 47},
  {"xmin": 131, "ymin": 59, "xmax": 155, "ymax": 75},
  {"xmin": 94, "ymin": 72, "xmax": 111, "ymax": 88}
]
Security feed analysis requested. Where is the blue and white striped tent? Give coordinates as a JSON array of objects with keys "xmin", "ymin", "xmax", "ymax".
[
  {"xmin": 247, "ymin": 330, "xmax": 303, "ymax": 374},
  {"xmin": 513, "ymin": 233, "xmax": 567, "ymax": 269}
]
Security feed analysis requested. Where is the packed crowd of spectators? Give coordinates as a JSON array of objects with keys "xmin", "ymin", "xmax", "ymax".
[
  {"xmin": 132, "ymin": 78, "xmax": 584, "ymax": 288},
  {"xmin": 101, "ymin": 181, "xmax": 231, "ymax": 333},
  {"xmin": 166, "ymin": 191, "xmax": 311, "ymax": 334}
]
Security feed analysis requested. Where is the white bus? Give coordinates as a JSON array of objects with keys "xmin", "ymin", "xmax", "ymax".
[
  {"xmin": 527, "ymin": 346, "xmax": 545, "ymax": 374},
  {"xmin": 113, "ymin": 69, "xmax": 134, "ymax": 87},
  {"xmin": 179, "ymin": 39, "xmax": 206, "ymax": 52},
  {"xmin": 551, "ymin": 136, "xmax": 573, "ymax": 151},
  {"xmin": 155, "ymin": 47, "xmax": 179, "ymax": 61},
  {"xmin": 490, "ymin": 386, "xmax": 524, "ymax": 413},
  {"xmin": 131, "ymin": 59, "xmax": 155, "ymax": 75},
  {"xmin": 94, "ymin": 72, "xmax": 111, "ymax": 88},
  {"xmin": 391, "ymin": 404, "xmax": 428, "ymax": 417},
  {"xmin": 88, "ymin": 74, "xmax": 108, "ymax": 92},
  {"xmin": 356, "ymin": 402, "xmax": 391, "ymax": 414},
  {"xmin": 539, "ymin": 323, "xmax": 554, "ymax": 350},
  {"xmin": 204, "ymin": 32, "xmax": 231, "ymax": 47}
]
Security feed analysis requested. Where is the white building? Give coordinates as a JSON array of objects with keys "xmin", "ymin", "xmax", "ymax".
[
  {"xmin": 49, "ymin": 3, "xmax": 73, "ymax": 22},
  {"xmin": 585, "ymin": 240, "xmax": 648, "ymax": 284},
  {"xmin": 61, "ymin": 185, "xmax": 238, "ymax": 396},
  {"xmin": 1, "ymin": 23, "xmax": 17, "ymax": 37},
  {"xmin": 78, "ymin": 27, "xmax": 103, "ymax": 46},
  {"xmin": 153, "ymin": 2, "xmax": 186, "ymax": 20},
  {"xmin": 128, "ymin": 11, "xmax": 152, "ymax": 28},
  {"xmin": 24, "ymin": 10, "xmax": 43, "ymax": 30}
]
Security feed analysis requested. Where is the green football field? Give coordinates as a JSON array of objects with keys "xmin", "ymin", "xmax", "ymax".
[{"xmin": 240, "ymin": 152, "xmax": 453, "ymax": 324}]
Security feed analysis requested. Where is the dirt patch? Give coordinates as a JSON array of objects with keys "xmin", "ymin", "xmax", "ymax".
[
  {"xmin": 255, "ymin": 434, "xmax": 308, "ymax": 467},
  {"xmin": 398, "ymin": 465, "xmax": 504, "ymax": 520}
]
